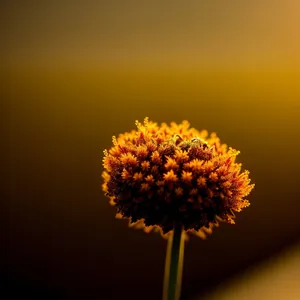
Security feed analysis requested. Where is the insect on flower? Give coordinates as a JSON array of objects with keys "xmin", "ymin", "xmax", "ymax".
[{"xmin": 102, "ymin": 118, "xmax": 254, "ymax": 239}]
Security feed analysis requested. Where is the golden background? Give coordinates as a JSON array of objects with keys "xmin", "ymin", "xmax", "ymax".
[{"xmin": 3, "ymin": 1, "xmax": 300, "ymax": 299}]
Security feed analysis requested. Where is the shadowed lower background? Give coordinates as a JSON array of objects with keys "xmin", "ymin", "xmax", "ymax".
[{"xmin": 2, "ymin": 1, "xmax": 300, "ymax": 299}]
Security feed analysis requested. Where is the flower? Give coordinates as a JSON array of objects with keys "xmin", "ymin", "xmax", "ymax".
[{"xmin": 102, "ymin": 118, "xmax": 254, "ymax": 239}]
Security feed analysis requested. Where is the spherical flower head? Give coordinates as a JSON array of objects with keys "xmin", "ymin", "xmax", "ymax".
[{"xmin": 102, "ymin": 118, "xmax": 254, "ymax": 239}]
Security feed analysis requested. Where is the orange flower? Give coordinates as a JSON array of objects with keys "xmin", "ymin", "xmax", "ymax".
[
  {"xmin": 102, "ymin": 118, "xmax": 254, "ymax": 239},
  {"xmin": 181, "ymin": 171, "xmax": 193, "ymax": 184},
  {"xmin": 163, "ymin": 170, "xmax": 178, "ymax": 183}
]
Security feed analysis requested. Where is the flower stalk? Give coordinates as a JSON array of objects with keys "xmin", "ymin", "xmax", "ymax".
[{"xmin": 163, "ymin": 224, "xmax": 185, "ymax": 300}]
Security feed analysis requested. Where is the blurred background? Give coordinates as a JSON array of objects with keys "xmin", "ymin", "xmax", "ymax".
[{"xmin": 2, "ymin": 1, "xmax": 300, "ymax": 299}]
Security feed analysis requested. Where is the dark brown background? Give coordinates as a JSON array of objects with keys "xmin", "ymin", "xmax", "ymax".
[{"xmin": 2, "ymin": 1, "xmax": 300, "ymax": 299}]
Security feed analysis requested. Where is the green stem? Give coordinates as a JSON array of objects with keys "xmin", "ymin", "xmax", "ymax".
[{"xmin": 163, "ymin": 224, "xmax": 185, "ymax": 300}]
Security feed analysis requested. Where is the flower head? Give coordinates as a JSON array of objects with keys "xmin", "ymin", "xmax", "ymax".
[{"xmin": 102, "ymin": 118, "xmax": 254, "ymax": 239}]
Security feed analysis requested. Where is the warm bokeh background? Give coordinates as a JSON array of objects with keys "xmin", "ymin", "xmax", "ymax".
[{"xmin": 2, "ymin": 1, "xmax": 300, "ymax": 299}]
